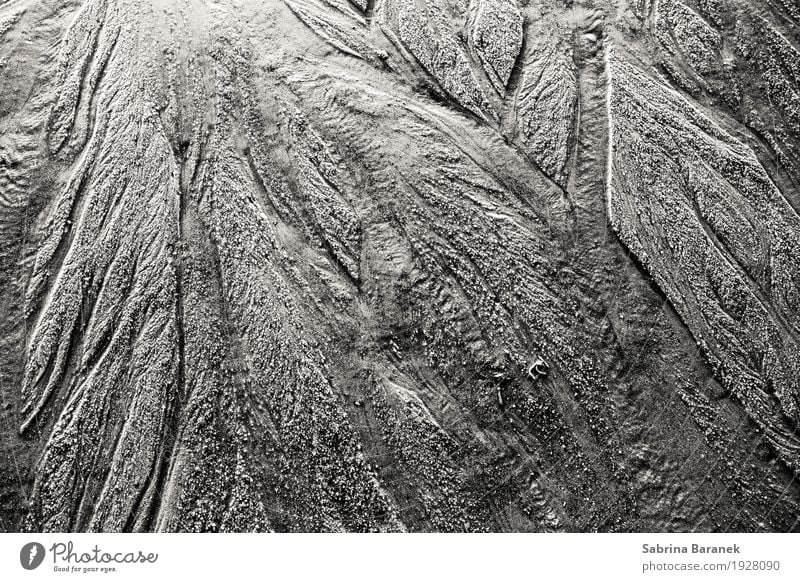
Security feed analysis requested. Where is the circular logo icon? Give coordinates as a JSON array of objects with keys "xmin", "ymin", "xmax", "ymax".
[{"xmin": 20, "ymin": 542, "xmax": 45, "ymax": 570}]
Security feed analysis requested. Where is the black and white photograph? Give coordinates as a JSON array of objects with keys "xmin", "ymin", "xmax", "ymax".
[{"xmin": 0, "ymin": 0, "xmax": 798, "ymax": 579}]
